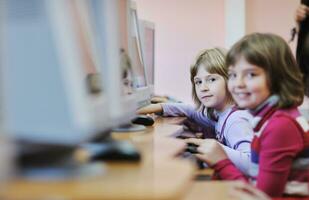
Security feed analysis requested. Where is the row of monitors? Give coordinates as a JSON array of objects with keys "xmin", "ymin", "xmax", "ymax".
[{"xmin": 0, "ymin": 0, "xmax": 155, "ymax": 145}]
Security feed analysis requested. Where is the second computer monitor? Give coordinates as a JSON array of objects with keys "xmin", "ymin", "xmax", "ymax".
[
  {"xmin": 127, "ymin": 1, "xmax": 153, "ymax": 108},
  {"xmin": 139, "ymin": 20, "xmax": 155, "ymax": 87},
  {"xmin": 90, "ymin": 0, "xmax": 138, "ymax": 124}
]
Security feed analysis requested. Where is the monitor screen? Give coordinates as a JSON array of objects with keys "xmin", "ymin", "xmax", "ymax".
[
  {"xmin": 139, "ymin": 20, "xmax": 155, "ymax": 86},
  {"xmin": 127, "ymin": 1, "xmax": 153, "ymax": 108},
  {"xmin": 70, "ymin": 0, "xmax": 101, "ymax": 77},
  {"xmin": 89, "ymin": 0, "xmax": 137, "ymax": 124},
  {"xmin": 129, "ymin": 5, "xmax": 147, "ymax": 89},
  {"xmin": 71, "ymin": 0, "xmax": 111, "ymax": 131},
  {"xmin": 0, "ymin": 0, "xmax": 4, "ymax": 125}
]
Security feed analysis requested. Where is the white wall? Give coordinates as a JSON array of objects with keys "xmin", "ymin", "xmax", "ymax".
[
  {"xmin": 135, "ymin": 0, "xmax": 225, "ymax": 104},
  {"xmin": 225, "ymin": 0, "xmax": 245, "ymax": 48},
  {"xmin": 135, "ymin": 0, "xmax": 299, "ymax": 104},
  {"xmin": 246, "ymin": 0, "xmax": 299, "ymax": 52}
]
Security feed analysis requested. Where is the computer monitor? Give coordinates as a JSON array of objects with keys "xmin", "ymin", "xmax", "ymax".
[
  {"xmin": 127, "ymin": 1, "xmax": 153, "ymax": 108},
  {"xmin": 0, "ymin": 0, "xmax": 14, "ymax": 182},
  {"xmin": 1, "ymin": 1, "xmax": 142, "ymax": 170},
  {"xmin": 1, "ymin": 0, "xmax": 115, "ymax": 145},
  {"xmin": 0, "ymin": 0, "xmax": 4, "ymax": 126},
  {"xmin": 89, "ymin": 0, "xmax": 137, "ymax": 126},
  {"xmin": 139, "ymin": 20, "xmax": 155, "ymax": 87}
]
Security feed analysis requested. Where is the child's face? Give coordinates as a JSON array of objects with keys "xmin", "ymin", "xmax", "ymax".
[
  {"xmin": 194, "ymin": 66, "xmax": 229, "ymax": 112},
  {"xmin": 228, "ymin": 57, "xmax": 271, "ymax": 109},
  {"xmin": 122, "ymin": 70, "xmax": 134, "ymax": 95}
]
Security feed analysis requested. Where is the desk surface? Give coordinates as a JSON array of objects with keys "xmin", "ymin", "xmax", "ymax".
[
  {"xmin": 184, "ymin": 181, "xmax": 237, "ymax": 200},
  {"xmin": 1, "ymin": 116, "xmax": 238, "ymax": 200},
  {"xmin": 1, "ymin": 117, "xmax": 195, "ymax": 200}
]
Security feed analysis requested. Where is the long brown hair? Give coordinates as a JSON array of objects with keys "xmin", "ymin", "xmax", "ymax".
[{"xmin": 226, "ymin": 33, "xmax": 304, "ymax": 108}]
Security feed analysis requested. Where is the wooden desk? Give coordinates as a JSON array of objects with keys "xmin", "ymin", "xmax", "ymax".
[
  {"xmin": 184, "ymin": 181, "xmax": 237, "ymax": 200},
  {"xmin": 1, "ymin": 117, "xmax": 195, "ymax": 200},
  {"xmin": 154, "ymin": 116, "xmax": 187, "ymax": 126}
]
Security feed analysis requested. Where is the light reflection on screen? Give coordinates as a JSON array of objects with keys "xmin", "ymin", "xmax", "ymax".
[
  {"xmin": 70, "ymin": 0, "xmax": 103, "ymax": 95},
  {"xmin": 143, "ymin": 25, "xmax": 155, "ymax": 85},
  {"xmin": 129, "ymin": 8, "xmax": 147, "ymax": 89}
]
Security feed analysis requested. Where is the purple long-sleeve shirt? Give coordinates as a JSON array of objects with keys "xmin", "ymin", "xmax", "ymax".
[{"xmin": 162, "ymin": 103, "xmax": 253, "ymax": 174}]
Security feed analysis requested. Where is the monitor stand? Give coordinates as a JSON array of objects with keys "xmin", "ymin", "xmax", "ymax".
[
  {"xmin": 81, "ymin": 140, "xmax": 141, "ymax": 162},
  {"xmin": 16, "ymin": 140, "xmax": 104, "ymax": 180},
  {"xmin": 86, "ymin": 135, "xmax": 141, "ymax": 162},
  {"xmin": 112, "ymin": 123, "xmax": 146, "ymax": 132}
]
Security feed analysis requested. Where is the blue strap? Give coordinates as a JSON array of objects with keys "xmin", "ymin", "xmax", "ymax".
[{"xmin": 217, "ymin": 107, "xmax": 238, "ymax": 144}]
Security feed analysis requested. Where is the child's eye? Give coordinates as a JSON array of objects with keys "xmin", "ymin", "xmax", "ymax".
[
  {"xmin": 206, "ymin": 77, "xmax": 216, "ymax": 83},
  {"xmin": 194, "ymin": 80, "xmax": 202, "ymax": 85},
  {"xmin": 246, "ymin": 72, "xmax": 257, "ymax": 78},
  {"xmin": 228, "ymin": 73, "xmax": 236, "ymax": 79}
]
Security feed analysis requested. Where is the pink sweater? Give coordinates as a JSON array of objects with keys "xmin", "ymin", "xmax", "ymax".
[{"xmin": 213, "ymin": 108, "xmax": 309, "ymax": 197}]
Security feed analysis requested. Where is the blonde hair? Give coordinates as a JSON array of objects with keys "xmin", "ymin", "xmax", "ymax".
[
  {"xmin": 190, "ymin": 48, "xmax": 233, "ymax": 119},
  {"xmin": 226, "ymin": 33, "xmax": 304, "ymax": 108}
]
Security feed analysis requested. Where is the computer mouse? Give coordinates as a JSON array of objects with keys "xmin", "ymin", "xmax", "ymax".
[
  {"xmin": 83, "ymin": 141, "xmax": 141, "ymax": 162},
  {"xmin": 181, "ymin": 147, "xmax": 206, "ymax": 170},
  {"xmin": 131, "ymin": 115, "xmax": 154, "ymax": 126},
  {"xmin": 185, "ymin": 143, "xmax": 199, "ymax": 154}
]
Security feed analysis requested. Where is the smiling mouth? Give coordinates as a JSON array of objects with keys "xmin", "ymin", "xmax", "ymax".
[
  {"xmin": 202, "ymin": 95, "xmax": 213, "ymax": 99},
  {"xmin": 234, "ymin": 92, "xmax": 250, "ymax": 98}
]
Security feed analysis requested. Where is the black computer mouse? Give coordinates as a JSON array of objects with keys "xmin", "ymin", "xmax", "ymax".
[
  {"xmin": 83, "ymin": 141, "xmax": 141, "ymax": 162},
  {"xmin": 131, "ymin": 115, "xmax": 154, "ymax": 126},
  {"xmin": 185, "ymin": 143, "xmax": 199, "ymax": 154}
]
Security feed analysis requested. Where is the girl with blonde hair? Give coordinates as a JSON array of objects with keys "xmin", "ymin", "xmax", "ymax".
[{"xmin": 138, "ymin": 47, "xmax": 253, "ymax": 174}]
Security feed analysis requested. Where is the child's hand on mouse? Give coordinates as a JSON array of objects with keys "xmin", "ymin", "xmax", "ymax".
[
  {"xmin": 185, "ymin": 138, "xmax": 204, "ymax": 145},
  {"xmin": 185, "ymin": 138, "xmax": 228, "ymax": 166}
]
